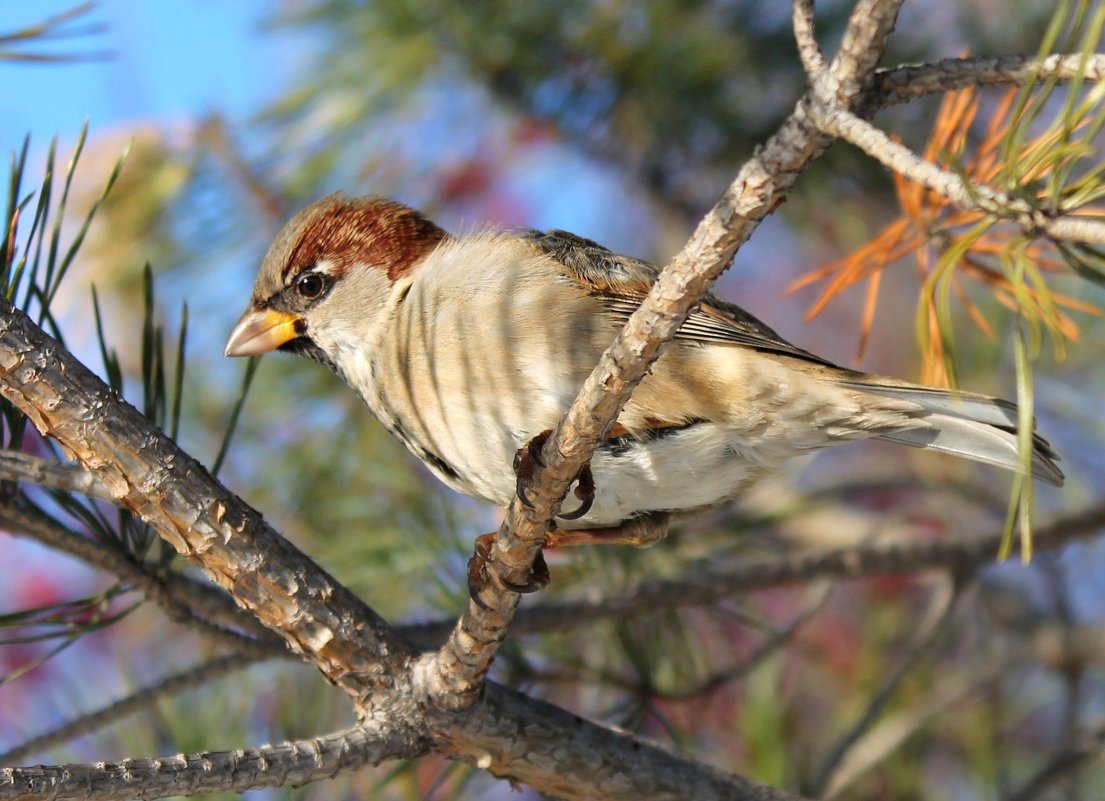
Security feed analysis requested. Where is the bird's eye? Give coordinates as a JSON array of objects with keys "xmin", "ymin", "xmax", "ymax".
[{"xmin": 296, "ymin": 272, "xmax": 327, "ymax": 300}]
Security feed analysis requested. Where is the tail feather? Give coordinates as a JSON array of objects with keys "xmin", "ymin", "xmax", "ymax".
[{"xmin": 840, "ymin": 380, "xmax": 1065, "ymax": 486}]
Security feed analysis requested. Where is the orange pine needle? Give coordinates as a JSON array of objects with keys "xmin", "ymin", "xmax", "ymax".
[
  {"xmin": 952, "ymin": 275, "xmax": 997, "ymax": 339},
  {"xmin": 856, "ymin": 267, "xmax": 883, "ymax": 360},
  {"xmin": 796, "ymin": 78, "xmax": 1102, "ymax": 362}
]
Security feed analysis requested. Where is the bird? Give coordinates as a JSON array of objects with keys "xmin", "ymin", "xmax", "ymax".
[{"xmin": 225, "ymin": 193, "xmax": 1063, "ymax": 589}]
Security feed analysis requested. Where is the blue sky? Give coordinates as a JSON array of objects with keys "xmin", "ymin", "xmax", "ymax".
[{"xmin": 4, "ymin": 2, "xmax": 300, "ymax": 148}]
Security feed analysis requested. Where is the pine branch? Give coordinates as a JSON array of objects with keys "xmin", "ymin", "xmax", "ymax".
[
  {"xmin": 873, "ymin": 54, "xmax": 1105, "ymax": 107},
  {"xmin": 808, "ymin": 101, "xmax": 1105, "ymax": 245},
  {"xmin": 792, "ymin": 0, "xmax": 826, "ymax": 76},
  {"xmin": 0, "ymin": 297, "xmax": 412, "ymax": 698},
  {"xmin": 0, "ymin": 725, "xmax": 424, "ymax": 801}
]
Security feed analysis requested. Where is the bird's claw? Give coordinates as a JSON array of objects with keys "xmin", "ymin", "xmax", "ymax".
[
  {"xmin": 467, "ymin": 532, "xmax": 551, "ymax": 609},
  {"xmin": 556, "ymin": 463, "xmax": 595, "ymax": 520},
  {"xmin": 513, "ymin": 429, "xmax": 552, "ymax": 508},
  {"xmin": 512, "ymin": 431, "xmax": 596, "ymax": 521}
]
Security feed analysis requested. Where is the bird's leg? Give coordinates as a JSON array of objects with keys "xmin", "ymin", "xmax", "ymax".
[
  {"xmin": 545, "ymin": 511, "xmax": 671, "ymax": 548},
  {"xmin": 466, "ymin": 432, "xmax": 611, "ymax": 604},
  {"xmin": 467, "ymin": 532, "xmax": 550, "ymax": 608},
  {"xmin": 466, "ymin": 512, "xmax": 670, "ymax": 606}
]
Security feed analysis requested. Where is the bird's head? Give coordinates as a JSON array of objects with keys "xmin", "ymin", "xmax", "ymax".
[{"xmin": 224, "ymin": 193, "xmax": 446, "ymax": 367}]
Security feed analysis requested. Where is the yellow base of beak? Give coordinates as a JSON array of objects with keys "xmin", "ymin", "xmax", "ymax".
[{"xmin": 224, "ymin": 308, "xmax": 303, "ymax": 357}]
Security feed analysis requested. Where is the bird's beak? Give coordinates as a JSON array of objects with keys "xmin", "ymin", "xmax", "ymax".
[{"xmin": 224, "ymin": 307, "xmax": 303, "ymax": 357}]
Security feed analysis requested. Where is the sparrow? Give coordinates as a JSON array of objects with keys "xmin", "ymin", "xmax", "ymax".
[{"xmin": 225, "ymin": 194, "xmax": 1063, "ymax": 576}]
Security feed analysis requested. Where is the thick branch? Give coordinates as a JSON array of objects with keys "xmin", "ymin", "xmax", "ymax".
[
  {"xmin": 1, "ymin": 689, "xmax": 801, "ymax": 801},
  {"xmin": 2, "ymin": 660, "xmax": 801, "ymax": 801},
  {"xmin": 0, "ymin": 298, "xmax": 413, "ymax": 701},
  {"xmin": 423, "ymin": 0, "xmax": 905, "ymax": 708},
  {"xmin": 444, "ymin": 685, "xmax": 806, "ymax": 801}
]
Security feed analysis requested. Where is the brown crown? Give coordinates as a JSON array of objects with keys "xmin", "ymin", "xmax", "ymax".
[{"xmin": 282, "ymin": 196, "xmax": 447, "ymax": 281}]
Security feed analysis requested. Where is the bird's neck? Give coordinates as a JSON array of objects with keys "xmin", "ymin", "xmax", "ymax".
[{"xmin": 327, "ymin": 274, "xmax": 415, "ymax": 406}]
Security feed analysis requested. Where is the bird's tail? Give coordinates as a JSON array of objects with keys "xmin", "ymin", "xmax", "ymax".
[{"xmin": 838, "ymin": 379, "xmax": 1064, "ymax": 486}]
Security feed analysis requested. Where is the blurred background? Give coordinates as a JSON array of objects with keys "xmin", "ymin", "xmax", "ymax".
[{"xmin": 3, "ymin": 1, "xmax": 1105, "ymax": 799}]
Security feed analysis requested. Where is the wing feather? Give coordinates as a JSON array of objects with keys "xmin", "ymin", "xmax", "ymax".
[{"xmin": 526, "ymin": 229, "xmax": 835, "ymax": 367}]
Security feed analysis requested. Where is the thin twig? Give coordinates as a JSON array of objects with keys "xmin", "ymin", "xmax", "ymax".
[
  {"xmin": 654, "ymin": 581, "xmax": 833, "ymax": 702},
  {"xmin": 873, "ymin": 54, "xmax": 1105, "ymax": 108},
  {"xmin": 486, "ymin": 502, "xmax": 1105, "ymax": 642},
  {"xmin": 4, "ymin": 489, "xmax": 286, "ymax": 641},
  {"xmin": 820, "ymin": 662, "xmax": 1006, "ymax": 799},
  {"xmin": 0, "ymin": 653, "xmax": 260, "ymax": 765},
  {"xmin": 1006, "ymin": 724, "xmax": 1105, "ymax": 801},
  {"xmin": 197, "ymin": 116, "xmax": 288, "ymax": 227},
  {"xmin": 809, "ymin": 100, "xmax": 1105, "ymax": 244},
  {"xmin": 161, "ymin": 572, "xmax": 283, "ymax": 642},
  {"xmin": 811, "ymin": 575, "xmax": 961, "ymax": 797},
  {"xmin": 0, "ymin": 450, "xmax": 114, "ymax": 500},
  {"xmin": 0, "ymin": 500, "xmax": 279, "ymax": 659},
  {"xmin": 1038, "ymin": 556, "xmax": 1086, "ymax": 798},
  {"xmin": 792, "ymin": 0, "xmax": 826, "ymax": 76},
  {"xmin": 824, "ymin": 0, "xmax": 903, "ymax": 102},
  {"xmin": 0, "ymin": 725, "xmax": 424, "ymax": 801}
]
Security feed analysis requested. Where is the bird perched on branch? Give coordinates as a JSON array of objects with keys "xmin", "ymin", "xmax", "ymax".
[{"xmin": 226, "ymin": 194, "xmax": 1063, "ymax": 589}]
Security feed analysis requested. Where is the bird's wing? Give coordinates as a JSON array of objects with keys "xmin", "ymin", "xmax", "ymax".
[{"xmin": 525, "ymin": 229, "xmax": 836, "ymax": 368}]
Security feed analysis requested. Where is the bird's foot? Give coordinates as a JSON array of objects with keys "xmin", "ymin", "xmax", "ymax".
[
  {"xmin": 512, "ymin": 430, "xmax": 596, "ymax": 521},
  {"xmin": 512, "ymin": 429, "xmax": 551, "ymax": 508},
  {"xmin": 555, "ymin": 462, "xmax": 594, "ymax": 520},
  {"xmin": 467, "ymin": 532, "xmax": 550, "ymax": 609}
]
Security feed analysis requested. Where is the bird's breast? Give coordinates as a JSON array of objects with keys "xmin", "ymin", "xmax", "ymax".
[{"xmin": 348, "ymin": 237, "xmax": 620, "ymax": 505}]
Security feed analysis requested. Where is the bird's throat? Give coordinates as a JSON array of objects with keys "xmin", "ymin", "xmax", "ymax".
[{"xmin": 278, "ymin": 336, "xmax": 337, "ymax": 371}]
